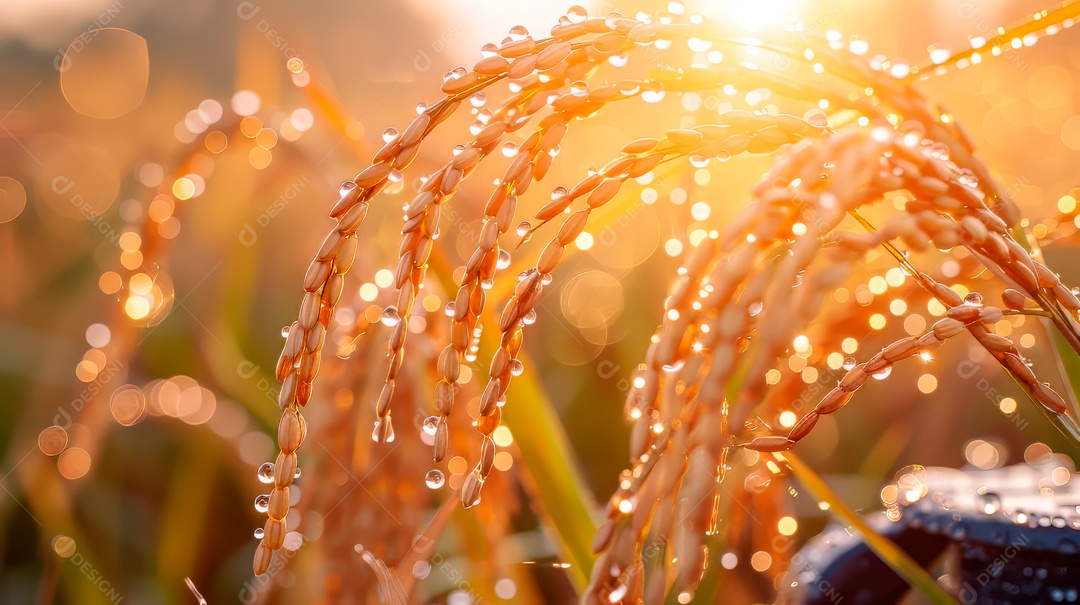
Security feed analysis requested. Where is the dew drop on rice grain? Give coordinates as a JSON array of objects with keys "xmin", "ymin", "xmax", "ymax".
[
  {"xmin": 257, "ymin": 462, "xmax": 275, "ymax": 484},
  {"xmin": 380, "ymin": 306, "xmax": 401, "ymax": 327},
  {"xmin": 425, "ymin": 469, "xmax": 445, "ymax": 489}
]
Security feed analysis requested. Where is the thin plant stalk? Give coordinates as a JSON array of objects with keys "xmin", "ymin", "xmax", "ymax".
[{"xmin": 778, "ymin": 452, "xmax": 958, "ymax": 605}]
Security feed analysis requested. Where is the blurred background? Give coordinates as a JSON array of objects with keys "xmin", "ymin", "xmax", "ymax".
[{"xmin": 2, "ymin": 0, "xmax": 1080, "ymax": 603}]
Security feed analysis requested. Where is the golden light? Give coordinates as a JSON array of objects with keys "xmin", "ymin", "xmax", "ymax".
[
  {"xmin": 777, "ymin": 516, "xmax": 798, "ymax": 536},
  {"xmin": 38, "ymin": 426, "xmax": 69, "ymax": 457},
  {"xmin": 705, "ymin": 0, "xmax": 806, "ymax": 31},
  {"xmin": 172, "ymin": 177, "xmax": 196, "ymax": 200},
  {"xmin": 841, "ymin": 337, "xmax": 858, "ymax": 354},
  {"xmin": 58, "ymin": 447, "xmax": 92, "ymax": 480},
  {"xmin": 125, "ymin": 294, "xmax": 152, "ymax": 320},
  {"xmin": 359, "ymin": 283, "xmax": 378, "ymax": 301},
  {"xmin": 492, "ymin": 426, "xmax": 513, "ymax": 447},
  {"xmin": 575, "ymin": 232, "xmax": 595, "ymax": 250},
  {"xmin": 917, "ymin": 374, "xmax": 938, "ymax": 393},
  {"xmin": 778, "ymin": 411, "xmax": 797, "ymax": 427}
]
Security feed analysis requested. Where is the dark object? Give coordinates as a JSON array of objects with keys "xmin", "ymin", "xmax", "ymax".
[{"xmin": 778, "ymin": 462, "xmax": 1080, "ymax": 604}]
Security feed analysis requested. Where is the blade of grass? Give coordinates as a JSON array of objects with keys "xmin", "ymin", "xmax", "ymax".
[
  {"xmin": 1051, "ymin": 328, "xmax": 1080, "ymax": 417},
  {"xmin": 501, "ymin": 354, "xmax": 598, "ymax": 592},
  {"xmin": 777, "ymin": 451, "xmax": 958, "ymax": 605}
]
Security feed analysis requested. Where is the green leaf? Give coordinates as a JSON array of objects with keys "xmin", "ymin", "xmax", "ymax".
[
  {"xmin": 779, "ymin": 452, "xmax": 958, "ymax": 605},
  {"xmin": 503, "ymin": 355, "xmax": 598, "ymax": 591}
]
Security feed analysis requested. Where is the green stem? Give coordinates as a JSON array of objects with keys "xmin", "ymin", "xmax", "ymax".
[
  {"xmin": 779, "ymin": 452, "xmax": 958, "ymax": 604},
  {"xmin": 502, "ymin": 354, "xmax": 598, "ymax": 591}
]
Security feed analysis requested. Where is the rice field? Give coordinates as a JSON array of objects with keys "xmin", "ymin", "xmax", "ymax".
[{"xmin": 4, "ymin": 1, "xmax": 1080, "ymax": 603}]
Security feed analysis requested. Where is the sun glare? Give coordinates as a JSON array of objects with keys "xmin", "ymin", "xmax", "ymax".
[{"xmin": 706, "ymin": 0, "xmax": 806, "ymax": 30}]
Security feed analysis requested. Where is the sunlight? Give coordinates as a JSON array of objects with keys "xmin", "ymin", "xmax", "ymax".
[{"xmin": 706, "ymin": 0, "xmax": 806, "ymax": 30}]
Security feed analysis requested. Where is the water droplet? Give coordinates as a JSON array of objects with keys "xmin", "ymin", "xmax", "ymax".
[
  {"xmin": 280, "ymin": 325, "xmax": 291, "ymax": 338},
  {"xmin": 842, "ymin": 357, "xmax": 856, "ymax": 370},
  {"xmin": 566, "ymin": 5, "xmax": 588, "ymax": 23},
  {"xmin": 642, "ymin": 90, "xmax": 666, "ymax": 104},
  {"xmin": 469, "ymin": 92, "xmax": 486, "ymax": 108},
  {"xmin": 662, "ymin": 360, "xmax": 685, "ymax": 373},
  {"xmin": 425, "ymin": 469, "xmax": 445, "ymax": 489},
  {"xmin": 388, "ymin": 169, "xmax": 403, "ymax": 183},
  {"xmin": 481, "ymin": 277, "xmax": 494, "ymax": 290},
  {"xmin": 422, "ymin": 416, "xmax": 439, "ymax": 436},
  {"xmin": 501, "ymin": 141, "xmax": 518, "ymax": 157},
  {"xmin": 871, "ymin": 365, "xmax": 892, "ymax": 380},
  {"xmin": 382, "ymin": 127, "xmax": 398, "ymax": 143},
  {"xmin": 380, "ymin": 306, "xmax": 401, "ymax": 327},
  {"xmin": 294, "ymin": 467, "xmax": 301, "ymax": 479},
  {"xmin": 748, "ymin": 301, "xmax": 763, "ymax": 317},
  {"xmin": 689, "ymin": 155, "xmax": 709, "ymax": 168},
  {"xmin": 608, "ymin": 53, "xmax": 629, "ymax": 67},
  {"xmin": 518, "ymin": 269, "xmax": 535, "ymax": 281},
  {"xmin": 516, "ymin": 220, "xmax": 532, "ymax": 237},
  {"xmin": 257, "ymin": 462, "xmax": 276, "ymax": 484},
  {"xmin": 619, "ymin": 83, "xmax": 641, "ymax": 96},
  {"xmin": 481, "ymin": 43, "xmax": 499, "ymax": 58},
  {"xmin": 964, "ymin": 292, "xmax": 983, "ymax": 306},
  {"xmin": 957, "ymin": 169, "xmax": 979, "ymax": 188},
  {"xmin": 551, "ymin": 186, "xmax": 568, "ymax": 200},
  {"xmin": 416, "ymin": 101, "xmax": 428, "ymax": 114},
  {"xmin": 978, "ymin": 491, "xmax": 1002, "ymax": 515},
  {"xmin": 444, "ymin": 301, "xmax": 456, "ymax": 317},
  {"xmin": 509, "ymin": 359, "xmax": 524, "ymax": 376},
  {"xmin": 339, "ymin": 180, "xmax": 357, "ymax": 196},
  {"xmin": 497, "ymin": 249, "xmax": 511, "ymax": 270},
  {"xmin": 540, "ymin": 273, "xmax": 553, "ymax": 285},
  {"xmin": 924, "ymin": 142, "xmax": 950, "ymax": 161},
  {"xmin": 522, "ymin": 309, "xmax": 538, "ymax": 325},
  {"xmin": 508, "ymin": 25, "xmax": 529, "ymax": 42},
  {"xmin": 604, "ymin": 11, "xmax": 623, "ymax": 29},
  {"xmin": 254, "ymin": 494, "xmax": 270, "ymax": 513},
  {"xmin": 570, "ymin": 81, "xmax": 588, "ymax": 96},
  {"xmin": 254, "ymin": 528, "xmax": 265, "ymax": 539},
  {"xmin": 371, "ymin": 419, "xmax": 395, "ymax": 443}
]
